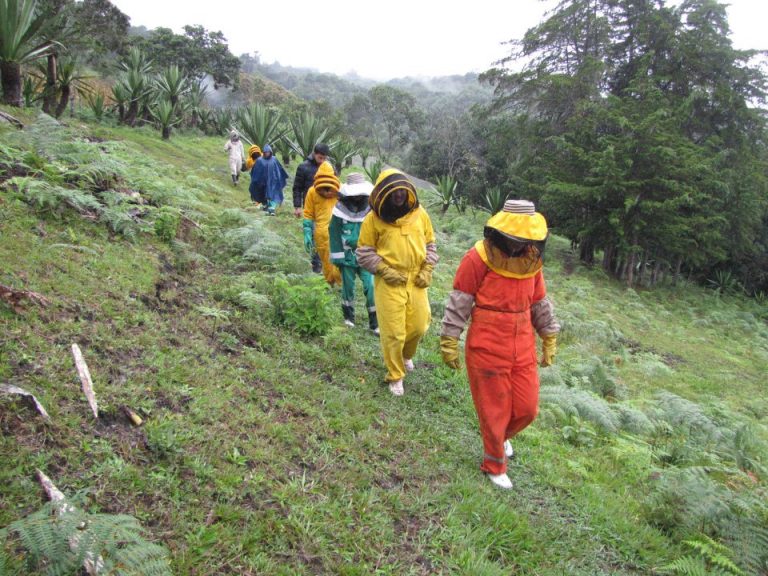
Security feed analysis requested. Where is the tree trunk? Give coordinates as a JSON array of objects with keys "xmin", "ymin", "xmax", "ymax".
[
  {"xmin": 602, "ymin": 245, "xmax": 613, "ymax": 274},
  {"xmin": 125, "ymin": 100, "xmax": 138, "ymax": 126},
  {"xmin": 42, "ymin": 54, "xmax": 58, "ymax": 115},
  {"xmin": 672, "ymin": 256, "xmax": 683, "ymax": 286},
  {"xmin": 651, "ymin": 259, "xmax": 662, "ymax": 286},
  {"xmin": 162, "ymin": 125, "xmax": 171, "ymax": 140},
  {"xmin": 579, "ymin": 240, "xmax": 594, "ymax": 264},
  {"xmin": 1, "ymin": 62, "xmax": 23, "ymax": 107},
  {"xmin": 54, "ymin": 85, "xmax": 70, "ymax": 118},
  {"xmin": 637, "ymin": 250, "xmax": 647, "ymax": 286}
]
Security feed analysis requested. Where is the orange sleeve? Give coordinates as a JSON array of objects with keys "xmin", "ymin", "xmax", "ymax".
[{"xmin": 453, "ymin": 248, "xmax": 488, "ymax": 296}]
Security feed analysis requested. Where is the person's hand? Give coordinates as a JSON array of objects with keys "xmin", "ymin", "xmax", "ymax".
[
  {"xmin": 414, "ymin": 262, "xmax": 434, "ymax": 288},
  {"xmin": 541, "ymin": 334, "xmax": 557, "ymax": 367},
  {"xmin": 440, "ymin": 335, "xmax": 461, "ymax": 369},
  {"xmin": 376, "ymin": 263, "xmax": 407, "ymax": 286},
  {"xmin": 294, "ymin": 207, "xmax": 303, "ymax": 218}
]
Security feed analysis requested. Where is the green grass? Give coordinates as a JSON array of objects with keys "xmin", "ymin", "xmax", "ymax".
[{"xmin": 1, "ymin": 111, "xmax": 767, "ymax": 575}]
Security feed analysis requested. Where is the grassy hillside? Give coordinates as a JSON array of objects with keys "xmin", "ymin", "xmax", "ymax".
[{"xmin": 1, "ymin": 112, "xmax": 767, "ymax": 575}]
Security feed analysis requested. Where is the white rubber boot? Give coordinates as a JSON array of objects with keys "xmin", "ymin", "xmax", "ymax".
[
  {"xmin": 488, "ymin": 473, "xmax": 513, "ymax": 490},
  {"xmin": 504, "ymin": 440, "xmax": 514, "ymax": 459},
  {"xmin": 404, "ymin": 358, "xmax": 415, "ymax": 372},
  {"xmin": 389, "ymin": 379, "xmax": 404, "ymax": 396}
]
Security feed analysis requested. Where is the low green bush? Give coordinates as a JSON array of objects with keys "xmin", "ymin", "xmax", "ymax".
[{"xmin": 271, "ymin": 275, "xmax": 337, "ymax": 336}]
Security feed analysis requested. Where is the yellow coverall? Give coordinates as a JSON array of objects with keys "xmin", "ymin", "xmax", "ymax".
[
  {"xmin": 357, "ymin": 205, "xmax": 436, "ymax": 382},
  {"xmin": 303, "ymin": 185, "xmax": 341, "ymax": 286}
]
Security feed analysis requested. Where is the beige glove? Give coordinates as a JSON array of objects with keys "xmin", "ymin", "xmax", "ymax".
[
  {"xmin": 414, "ymin": 262, "xmax": 434, "ymax": 288},
  {"xmin": 541, "ymin": 334, "xmax": 557, "ymax": 367},
  {"xmin": 440, "ymin": 335, "xmax": 461, "ymax": 370},
  {"xmin": 376, "ymin": 263, "xmax": 407, "ymax": 286}
]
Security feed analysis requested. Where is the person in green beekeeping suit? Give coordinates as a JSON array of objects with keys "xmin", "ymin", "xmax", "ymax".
[{"xmin": 329, "ymin": 173, "xmax": 378, "ymax": 335}]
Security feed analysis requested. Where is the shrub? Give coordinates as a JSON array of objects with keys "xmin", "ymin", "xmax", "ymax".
[
  {"xmin": 153, "ymin": 207, "xmax": 181, "ymax": 243},
  {"xmin": 272, "ymin": 275, "xmax": 337, "ymax": 336}
]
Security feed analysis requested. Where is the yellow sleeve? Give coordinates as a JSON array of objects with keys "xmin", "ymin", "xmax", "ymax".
[
  {"xmin": 357, "ymin": 212, "xmax": 378, "ymax": 248},
  {"xmin": 303, "ymin": 187, "xmax": 316, "ymax": 220}
]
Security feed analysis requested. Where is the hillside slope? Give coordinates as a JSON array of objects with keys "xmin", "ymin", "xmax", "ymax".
[{"xmin": 1, "ymin": 113, "xmax": 767, "ymax": 575}]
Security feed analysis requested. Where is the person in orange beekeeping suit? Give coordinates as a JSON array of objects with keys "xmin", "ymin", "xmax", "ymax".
[
  {"xmin": 356, "ymin": 169, "xmax": 438, "ymax": 396},
  {"xmin": 439, "ymin": 199, "xmax": 560, "ymax": 490},
  {"xmin": 303, "ymin": 161, "xmax": 342, "ymax": 286}
]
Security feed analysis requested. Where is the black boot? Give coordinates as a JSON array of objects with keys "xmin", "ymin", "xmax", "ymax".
[
  {"xmin": 368, "ymin": 311, "xmax": 379, "ymax": 335},
  {"xmin": 311, "ymin": 252, "xmax": 322, "ymax": 274},
  {"xmin": 231, "ymin": 174, "xmax": 237, "ymax": 186},
  {"xmin": 342, "ymin": 305, "xmax": 355, "ymax": 327}
]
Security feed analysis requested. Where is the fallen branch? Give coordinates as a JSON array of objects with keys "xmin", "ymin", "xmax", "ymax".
[
  {"xmin": 71, "ymin": 344, "xmax": 98, "ymax": 418},
  {"xmin": 0, "ymin": 283, "xmax": 51, "ymax": 313},
  {"xmin": 37, "ymin": 470, "xmax": 105, "ymax": 575},
  {"xmin": 0, "ymin": 110, "xmax": 24, "ymax": 129},
  {"xmin": 0, "ymin": 384, "xmax": 50, "ymax": 419}
]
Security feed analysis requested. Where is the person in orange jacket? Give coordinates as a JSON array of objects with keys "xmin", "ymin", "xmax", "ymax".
[{"xmin": 439, "ymin": 200, "xmax": 560, "ymax": 489}]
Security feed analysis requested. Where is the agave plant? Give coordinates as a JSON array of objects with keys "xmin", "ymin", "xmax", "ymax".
[
  {"xmin": 52, "ymin": 57, "xmax": 94, "ymax": 118},
  {"xmin": 432, "ymin": 175, "xmax": 459, "ymax": 214},
  {"xmin": 358, "ymin": 147, "xmax": 371, "ymax": 169},
  {"xmin": 0, "ymin": 0, "xmax": 57, "ymax": 106},
  {"xmin": 330, "ymin": 139, "xmax": 360, "ymax": 173},
  {"xmin": 272, "ymin": 138, "xmax": 295, "ymax": 166},
  {"xmin": 363, "ymin": 159, "xmax": 384, "ymax": 184},
  {"xmin": 22, "ymin": 74, "xmax": 41, "ymax": 107},
  {"xmin": 285, "ymin": 112, "xmax": 332, "ymax": 160},
  {"xmin": 110, "ymin": 81, "xmax": 129, "ymax": 123},
  {"xmin": 120, "ymin": 68, "xmax": 152, "ymax": 126},
  {"xmin": 234, "ymin": 103, "xmax": 284, "ymax": 149},
  {"xmin": 481, "ymin": 186, "xmax": 509, "ymax": 214},
  {"xmin": 151, "ymin": 99, "xmax": 182, "ymax": 140},
  {"xmin": 84, "ymin": 92, "xmax": 107, "ymax": 121},
  {"xmin": 184, "ymin": 79, "xmax": 209, "ymax": 128},
  {"xmin": 120, "ymin": 45, "xmax": 153, "ymax": 75},
  {"xmin": 155, "ymin": 65, "xmax": 189, "ymax": 109},
  {"xmin": 211, "ymin": 107, "xmax": 234, "ymax": 136}
]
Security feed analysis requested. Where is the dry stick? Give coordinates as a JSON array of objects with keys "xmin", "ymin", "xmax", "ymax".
[
  {"xmin": 71, "ymin": 344, "xmax": 98, "ymax": 418},
  {"xmin": 0, "ymin": 110, "xmax": 24, "ymax": 129},
  {"xmin": 37, "ymin": 470, "xmax": 105, "ymax": 575},
  {"xmin": 0, "ymin": 384, "xmax": 50, "ymax": 419}
]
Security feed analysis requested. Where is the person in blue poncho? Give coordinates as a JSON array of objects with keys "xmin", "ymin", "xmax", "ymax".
[{"xmin": 249, "ymin": 144, "xmax": 289, "ymax": 215}]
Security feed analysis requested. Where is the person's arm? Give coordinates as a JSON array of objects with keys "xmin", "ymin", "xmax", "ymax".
[
  {"xmin": 414, "ymin": 210, "xmax": 438, "ymax": 288},
  {"xmin": 355, "ymin": 215, "xmax": 381, "ymax": 274},
  {"xmin": 531, "ymin": 271, "xmax": 560, "ymax": 366},
  {"xmin": 292, "ymin": 164, "xmax": 306, "ymax": 209}
]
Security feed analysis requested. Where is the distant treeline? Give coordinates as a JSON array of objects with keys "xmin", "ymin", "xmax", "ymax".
[{"xmin": 2, "ymin": 0, "xmax": 766, "ymax": 294}]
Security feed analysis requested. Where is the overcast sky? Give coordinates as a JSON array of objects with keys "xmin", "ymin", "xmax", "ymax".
[{"xmin": 110, "ymin": 0, "xmax": 768, "ymax": 81}]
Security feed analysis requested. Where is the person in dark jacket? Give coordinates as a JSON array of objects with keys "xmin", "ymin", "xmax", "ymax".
[{"xmin": 293, "ymin": 143, "xmax": 330, "ymax": 272}]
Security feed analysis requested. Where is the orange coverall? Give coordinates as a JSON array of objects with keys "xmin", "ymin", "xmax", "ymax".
[{"xmin": 452, "ymin": 246, "xmax": 548, "ymax": 476}]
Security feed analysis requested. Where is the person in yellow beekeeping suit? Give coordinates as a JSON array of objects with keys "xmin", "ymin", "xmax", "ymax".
[
  {"xmin": 303, "ymin": 161, "xmax": 342, "ymax": 285},
  {"xmin": 356, "ymin": 169, "xmax": 438, "ymax": 396},
  {"xmin": 245, "ymin": 144, "xmax": 262, "ymax": 171}
]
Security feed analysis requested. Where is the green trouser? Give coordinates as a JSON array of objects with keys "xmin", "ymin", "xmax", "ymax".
[{"xmin": 340, "ymin": 264, "xmax": 377, "ymax": 329}]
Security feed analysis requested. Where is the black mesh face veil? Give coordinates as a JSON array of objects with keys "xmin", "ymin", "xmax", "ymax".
[
  {"xmin": 379, "ymin": 196, "xmax": 413, "ymax": 223},
  {"xmin": 341, "ymin": 195, "xmax": 369, "ymax": 213},
  {"xmin": 484, "ymin": 226, "xmax": 548, "ymax": 259}
]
